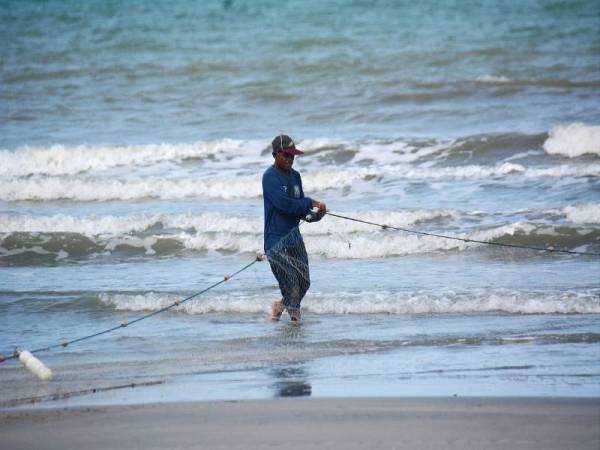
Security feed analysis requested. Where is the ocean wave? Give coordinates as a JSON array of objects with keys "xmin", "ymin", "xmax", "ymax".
[
  {"xmin": 2, "ymin": 161, "xmax": 599, "ymax": 202},
  {"xmin": 543, "ymin": 123, "xmax": 600, "ymax": 158},
  {"xmin": 390, "ymin": 162, "xmax": 600, "ymax": 179},
  {"xmin": 98, "ymin": 289, "xmax": 600, "ymax": 315},
  {"xmin": 563, "ymin": 203, "xmax": 600, "ymax": 225},
  {"xmin": 3, "ymin": 128, "xmax": 598, "ymax": 181},
  {"xmin": 0, "ymin": 175, "xmax": 262, "ymax": 201},
  {"xmin": 0, "ymin": 209, "xmax": 457, "ymax": 262},
  {"xmin": 0, "ymin": 167, "xmax": 386, "ymax": 201},
  {"xmin": 0, "ymin": 212, "xmax": 263, "ymax": 235},
  {"xmin": 0, "ymin": 139, "xmax": 265, "ymax": 177},
  {"xmin": 2, "ymin": 218, "xmax": 597, "ymax": 264},
  {"xmin": 0, "ymin": 137, "xmax": 455, "ymax": 177},
  {"xmin": 2, "ymin": 128, "xmax": 599, "ymax": 185},
  {"xmin": 446, "ymin": 133, "xmax": 545, "ymax": 161},
  {"xmin": 306, "ymin": 222, "xmax": 599, "ymax": 258}
]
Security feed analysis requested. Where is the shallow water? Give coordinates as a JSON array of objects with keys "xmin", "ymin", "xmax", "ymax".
[{"xmin": 1, "ymin": 0, "xmax": 599, "ymax": 407}]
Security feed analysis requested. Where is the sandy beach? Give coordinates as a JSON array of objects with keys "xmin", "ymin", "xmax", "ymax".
[{"xmin": 2, "ymin": 397, "xmax": 598, "ymax": 450}]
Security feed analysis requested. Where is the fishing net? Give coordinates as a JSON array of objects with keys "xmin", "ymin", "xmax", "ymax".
[{"xmin": 265, "ymin": 226, "xmax": 310, "ymax": 319}]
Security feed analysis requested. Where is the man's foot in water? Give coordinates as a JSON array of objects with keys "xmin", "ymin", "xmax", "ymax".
[
  {"xmin": 287, "ymin": 307, "xmax": 301, "ymax": 323},
  {"xmin": 270, "ymin": 299, "xmax": 284, "ymax": 321}
]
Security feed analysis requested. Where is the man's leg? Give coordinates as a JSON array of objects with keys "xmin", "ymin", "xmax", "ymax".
[
  {"xmin": 295, "ymin": 239, "xmax": 311, "ymax": 303},
  {"xmin": 270, "ymin": 298, "xmax": 284, "ymax": 321},
  {"xmin": 285, "ymin": 241, "xmax": 310, "ymax": 322},
  {"xmin": 268, "ymin": 251, "xmax": 294, "ymax": 321}
]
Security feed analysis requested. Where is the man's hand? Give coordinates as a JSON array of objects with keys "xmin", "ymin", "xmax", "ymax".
[{"xmin": 312, "ymin": 200, "xmax": 327, "ymax": 219}]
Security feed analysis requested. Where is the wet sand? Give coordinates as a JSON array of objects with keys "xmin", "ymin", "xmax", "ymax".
[{"xmin": 1, "ymin": 397, "xmax": 599, "ymax": 450}]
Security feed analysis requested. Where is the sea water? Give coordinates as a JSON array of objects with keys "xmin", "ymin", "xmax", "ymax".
[{"xmin": 1, "ymin": 0, "xmax": 599, "ymax": 407}]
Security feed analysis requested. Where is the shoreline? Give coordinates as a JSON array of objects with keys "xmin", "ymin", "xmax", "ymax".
[{"xmin": 2, "ymin": 397, "xmax": 599, "ymax": 450}]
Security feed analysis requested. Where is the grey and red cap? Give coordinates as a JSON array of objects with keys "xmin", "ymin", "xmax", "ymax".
[{"xmin": 272, "ymin": 135, "xmax": 304, "ymax": 155}]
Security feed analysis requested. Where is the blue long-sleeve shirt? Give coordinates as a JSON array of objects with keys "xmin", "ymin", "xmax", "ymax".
[{"xmin": 262, "ymin": 165, "xmax": 313, "ymax": 252}]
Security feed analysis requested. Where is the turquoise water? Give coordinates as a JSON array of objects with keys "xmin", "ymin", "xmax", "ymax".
[
  {"xmin": 1, "ymin": 0, "xmax": 599, "ymax": 407},
  {"xmin": 2, "ymin": 0, "xmax": 599, "ymax": 145}
]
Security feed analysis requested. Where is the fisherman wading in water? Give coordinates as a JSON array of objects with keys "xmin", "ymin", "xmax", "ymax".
[{"xmin": 262, "ymin": 135, "xmax": 326, "ymax": 322}]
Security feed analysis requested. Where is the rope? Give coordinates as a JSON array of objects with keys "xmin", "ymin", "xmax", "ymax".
[
  {"xmin": 0, "ymin": 380, "xmax": 165, "ymax": 408},
  {"xmin": 0, "ymin": 256, "xmax": 263, "ymax": 363},
  {"xmin": 326, "ymin": 212, "xmax": 600, "ymax": 257},
  {"xmin": 3, "ymin": 211, "xmax": 596, "ymax": 365}
]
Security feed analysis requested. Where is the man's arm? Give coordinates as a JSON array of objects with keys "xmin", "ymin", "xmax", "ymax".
[{"xmin": 263, "ymin": 171, "xmax": 313, "ymax": 217}]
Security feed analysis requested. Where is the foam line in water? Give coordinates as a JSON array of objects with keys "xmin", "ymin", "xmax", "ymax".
[
  {"xmin": 2, "ymin": 219, "xmax": 598, "ymax": 261},
  {"xmin": 0, "ymin": 140, "xmax": 265, "ymax": 177},
  {"xmin": 12, "ymin": 210, "xmax": 444, "ymax": 235},
  {"xmin": 98, "ymin": 289, "xmax": 600, "ymax": 315},
  {"xmin": 2, "ymin": 207, "xmax": 598, "ymax": 238},
  {"xmin": 2, "ymin": 162, "xmax": 599, "ymax": 202}
]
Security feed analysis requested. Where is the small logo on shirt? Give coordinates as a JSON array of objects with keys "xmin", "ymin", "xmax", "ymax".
[
  {"xmin": 282, "ymin": 185, "xmax": 288, "ymax": 193},
  {"xmin": 293, "ymin": 185, "xmax": 300, "ymax": 198}
]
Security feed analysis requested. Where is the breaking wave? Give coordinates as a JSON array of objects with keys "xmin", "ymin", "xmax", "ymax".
[
  {"xmin": 2, "ymin": 162, "xmax": 599, "ymax": 202},
  {"xmin": 543, "ymin": 123, "xmax": 600, "ymax": 158},
  {"xmin": 98, "ymin": 288, "xmax": 600, "ymax": 315},
  {"xmin": 0, "ymin": 210, "xmax": 454, "ymax": 236},
  {"xmin": 0, "ymin": 139, "xmax": 265, "ymax": 177},
  {"xmin": 2, "ymin": 211, "xmax": 597, "ymax": 264},
  {"xmin": 563, "ymin": 203, "xmax": 600, "ymax": 225},
  {"xmin": 2, "ymin": 126, "xmax": 599, "ymax": 185},
  {"xmin": 305, "ymin": 222, "xmax": 599, "ymax": 259}
]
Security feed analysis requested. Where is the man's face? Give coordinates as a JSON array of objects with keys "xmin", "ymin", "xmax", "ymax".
[{"xmin": 274, "ymin": 151, "xmax": 294, "ymax": 171}]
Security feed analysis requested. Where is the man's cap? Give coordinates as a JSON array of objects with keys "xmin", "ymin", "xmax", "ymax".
[{"xmin": 272, "ymin": 135, "xmax": 304, "ymax": 155}]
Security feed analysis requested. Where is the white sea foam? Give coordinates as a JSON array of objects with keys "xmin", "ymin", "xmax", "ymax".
[
  {"xmin": 476, "ymin": 75, "xmax": 512, "ymax": 83},
  {"xmin": 305, "ymin": 221, "xmax": 539, "ymax": 258},
  {"xmin": 543, "ymin": 123, "xmax": 600, "ymax": 158},
  {"xmin": 99, "ymin": 292, "xmax": 268, "ymax": 314},
  {"xmin": 98, "ymin": 289, "xmax": 600, "ymax": 315},
  {"xmin": 0, "ymin": 212, "xmax": 263, "ymax": 235},
  {"xmin": 563, "ymin": 203, "xmax": 600, "ymax": 224},
  {"xmin": 0, "ymin": 139, "xmax": 265, "ymax": 177},
  {"xmin": 389, "ymin": 162, "xmax": 527, "ymax": 179},
  {"xmin": 0, "ymin": 175, "xmax": 263, "ymax": 201},
  {"xmin": 0, "ymin": 170, "xmax": 377, "ymax": 202},
  {"xmin": 350, "ymin": 140, "xmax": 453, "ymax": 164},
  {"xmin": 105, "ymin": 236, "xmax": 158, "ymax": 255},
  {"xmin": 158, "ymin": 223, "xmax": 522, "ymax": 258},
  {"xmin": 2, "ymin": 127, "xmax": 598, "ymax": 183},
  {"xmin": 1, "ymin": 213, "xmax": 579, "ymax": 259},
  {"xmin": 390, "ymin": 162, "xmax": 600, "ymax": 179},
  {"xmin": 3, "ymin": 160, "xmax": 599, "ymax": 202},
  {"xmin": 290, "ymin": 137, "xmax": 454, "ymax": 165},
  {"xmin": 175, "ymin": 221, "xmax": 550, "ymax": 258},
  {"xmin": 0, "ymin": 209, "xmax": 460, "ymax": 239},
  {"xmin": 0, "ymin": 137, "xmax": 445, "ymax": 177}
]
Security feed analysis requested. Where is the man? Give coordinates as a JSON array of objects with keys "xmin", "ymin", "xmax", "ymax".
[{"xmin": 262, "ymin": 135, "xmax": 326, "ymax": 322}]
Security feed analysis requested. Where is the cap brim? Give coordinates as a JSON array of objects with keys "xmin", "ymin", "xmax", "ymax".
[{"xmin": 282, "ymin": 148, "xmax": 304, "ymax": 155}]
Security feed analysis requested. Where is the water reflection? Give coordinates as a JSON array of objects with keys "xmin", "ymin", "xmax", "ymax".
[
  {"xmin": 271, "ymin": 324, "xmax": 312, "ymax": 397},
  {"xmin": 272, "ymin": 365, "xmax": 312, "ymax": 398}
]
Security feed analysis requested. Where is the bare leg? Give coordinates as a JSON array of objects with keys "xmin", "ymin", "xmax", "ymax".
[{"xmin": 270, "ymin": 299, "xmax": 284, "ymax": 321}]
